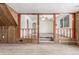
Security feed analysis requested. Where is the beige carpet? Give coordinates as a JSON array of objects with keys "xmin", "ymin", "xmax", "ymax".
[{"xmin": 0, "ymin": 43, "xmax": 79, "ymax": 55}]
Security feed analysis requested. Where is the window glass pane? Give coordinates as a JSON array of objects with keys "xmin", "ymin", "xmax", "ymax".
[
  {"xmin": 60, "ymin": 18, "xmax": 63, "ymax": 28},
  {"xmin": 64, "ymin": 15, "xmax": 69, "ymax": 27}
]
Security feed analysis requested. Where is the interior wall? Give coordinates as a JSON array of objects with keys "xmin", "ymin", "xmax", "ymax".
[
  {"xmin": 76, "ymin": 12, "xmax": 79, "ymax": 45},
  {"xmin": 0, "ymin": 26, "xmax": 18, "ymax": 43},
  {"xmin": 39, "ymin": 15, "xmax": 53, "ymax": 34},
  {"xmin": 0, "ymin": 26, "xmax": 8, "ymax": 43},
  {"xmin": 39, "ymin": 20, "xmax": 53, "ymax": 33}
]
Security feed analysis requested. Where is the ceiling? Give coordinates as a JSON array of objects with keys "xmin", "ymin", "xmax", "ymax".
[
  {"xmin": 40, "ymin": 15, "xmax": 53, "ymax": 21},
  {"xmin": 6, "ymin": 3, "xmax": 79, "ymax": 13}
]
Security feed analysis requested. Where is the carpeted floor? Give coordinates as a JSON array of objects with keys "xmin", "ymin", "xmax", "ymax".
[{"xmin": 0, "ymin": 43, "xmax": 79, "ymax": 55}]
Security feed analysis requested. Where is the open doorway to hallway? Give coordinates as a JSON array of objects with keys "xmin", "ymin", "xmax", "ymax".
[{"xmin": 39, "ymin": 15, "xmax": 54, "ymax": 43}]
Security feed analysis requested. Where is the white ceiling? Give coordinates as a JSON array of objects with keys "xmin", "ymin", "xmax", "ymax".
[{"xmin": 7, "ymin": 3, "xmax": 79, "ymax": 13}]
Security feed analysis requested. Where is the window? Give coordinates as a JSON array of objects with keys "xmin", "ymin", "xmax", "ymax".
[
  {"xmin": 64, "ymin": 15, "xmax": 69, "ymax": 27},
  {"xmin": 60, "ymin": 15, "xmax": 69, "ymax": 28},
  {"xmin": 60, "ymin": 19, "xmax": 63, "ymax": 28},
  {"xmin": 32, "ymin": 23, "xmax": 36, "ymax": 34}
]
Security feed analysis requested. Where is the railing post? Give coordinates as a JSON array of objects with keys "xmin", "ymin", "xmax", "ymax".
[
  {"xmin": 57, "ymin": 28, "xmax": 59, "ymax": 38},
  {"xmin": 18, "ymin": 14, "xmax": 21, "ymax": 38},
  {"xmin": 53, "ymin": 14, "xmax": 56, "ymax": 39},
  {"xmin": 37, "ymin": 14, "xmax": 39, "ymax": 43},
  {"xmin": 66, "ymin": 28, "xmax": 68, "ymax": 38},
  {"xmin": 72, "ymin": 13, "xmax": 76, "ymax": 40},
  {"xmin": 63, "ymin": 29, "xmax": 65, "ymax": 37}
]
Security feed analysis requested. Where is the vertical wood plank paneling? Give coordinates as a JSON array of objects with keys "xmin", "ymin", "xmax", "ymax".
[
  {"xmin": 37, "ymin": 14, "xmax": 39, "ymax": 43},
  {"xmin": 53, "ymin": 14, "xmax": 56, "ymax": 38},
  {"xmin": 18, "ymin": 14, "xmax": 21, "ymax": 38},
  {"xmin": 72, "ymin": 13, "xmax": 76, "ymax": 40}
]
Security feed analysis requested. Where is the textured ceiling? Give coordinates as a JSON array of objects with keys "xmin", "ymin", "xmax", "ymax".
[{"xmin": 7, "ymin": 3, "xmax": 79, "ymax": 13}]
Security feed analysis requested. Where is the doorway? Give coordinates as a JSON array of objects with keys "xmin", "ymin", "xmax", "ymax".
[{"xmin": 39, "ymin": 15, "xmax": 54, "ymax": 43}]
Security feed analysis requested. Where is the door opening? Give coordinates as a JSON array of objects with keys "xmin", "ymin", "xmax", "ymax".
[{"xmin": 39, "ymin": 15, "xmax": 54, "ymax": 43}]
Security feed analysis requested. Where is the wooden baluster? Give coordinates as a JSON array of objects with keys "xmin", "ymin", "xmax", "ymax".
[
  {"xmin": 67, "ymin": 29, "xmax": 68, "ymax": 38},
  {"xmin": 60, "ymin": 29, "xmax": 61, "ymax": 38},
  {"xmin": 28, "ymin": 28, "xmax": 29, "ymax": 38},
  {"xmin": 30, "ymin": 29, "xmax": 31, "ymax": 38},
  {"xmin": 56, "ymin": 29, "xmax": 58, "ymax": 38},
  {"xmin": 68, "ymin": 28, "xmax": 69, "ymax": 38},
  {"xmin": 56, "ymin": 28, "xmax": 57, "ymax": 38},
  {"xmin": 25, "ymin": 28, "xmax": 27, "ymax": 38},
  {"xmin": 29, "ymin": 28, "xmax": 30, "ymax": 38},
  {"xmin": 29, "ymin": 29, "xmax": 30, "ymax": 38},
  {"xmin": 24, "ymin": 29, "xmax": 25, "ymax": 38},
  {"xmin": 65, "ymin": 29, "xmax": 66, "ymax": 37},
  {"xmin": 22, "ymin": 29, "xmax": 24, "ymax": 38},
  {"xmin": 24, "ymin": 28, "xmax": 25, "ymax": 38},
  {"xmin": 61, "ymin": 29, "xmax": 62, "ymax": 37},
  {"xmin": 65, "ymin": 29, "xmax": 68, "ymax": 37},
  {"xmin": 30, "ymin": 28, "xmax": 31, "ymax": 38},
  {"xmin": 21, "ymin": 29, "xmax": 23, "ymax": 38},
  {"xmin": 62, "ymin": 29, "xmax": 64, "ymax": 38},
  {"xmin": 63, "ymin": 29, "xmax": 66, "ymax": 37},
  {"xmin": 59, "ymin": 29, "xmax": 60, "ymax": 38},
  {"xmin": 58, "ymin": 28, "xmax": 59, "ymax": 38},
  {"xmin": 62, "ymin": 29, "xmax": 65, "ymax": 38},
  {"xmin": 66, "ymin": 28, "xmax": 68, "ymax": 38},
  {"xmin": 64, "ymin": 29, "xmax": 65, "ymax": 38},
  {"xmin": 26, "ymin": 28, "xmax": 28, "ymax": 38},
  {"xmin": 31, "ymin": 29, "xmax": 32, "ymax": 38},
  {"xmin": 64, "ymin": 29, "xmax": 65, "ymax": 37},
  {"xmin": 70, "ymin": 28, "xmax": 71, "ymax": 38},
  {"xmin": 62, "ymin": 29, "xmax": 63, "ymax": 38}
]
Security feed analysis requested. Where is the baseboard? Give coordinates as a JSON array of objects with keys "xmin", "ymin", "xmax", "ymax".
[
  {"xmin": 76, "ymin": 42, "xmax": 79, "ymax": 45},
  {"xmin": 59, "ymin": 40, "xmax": 76, "ymax": 45}
]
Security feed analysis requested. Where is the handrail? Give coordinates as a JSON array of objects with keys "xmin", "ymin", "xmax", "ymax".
[{"xmin": 56, "ymin": 28, "xmax": 72, "ymax": 38}]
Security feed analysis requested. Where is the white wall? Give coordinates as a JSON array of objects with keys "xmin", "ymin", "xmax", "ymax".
[
  {"xmin": 39, "ymin": 15, "xmax": 53, "ymax": 34},
  {"xmin": 39, "ymin": 20, "xmax": 53, "ymax": 33}
]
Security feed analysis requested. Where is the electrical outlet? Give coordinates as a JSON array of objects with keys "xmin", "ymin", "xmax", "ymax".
[{"xmin": 2, "ymin": 35, "xmax": 4, "ymax": 39}]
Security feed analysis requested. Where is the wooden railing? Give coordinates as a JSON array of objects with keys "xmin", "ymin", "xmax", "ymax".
[
  {"xmin": 56, "ymin": 28, "xmax": 72, "ymax": 38},
  {"xmin": 21, "ymin": 28, "xmax": 72, "ymax": 39},
  {"xmin": 21, "ymin": 28, "xmax": 37, "ymax": 38}
]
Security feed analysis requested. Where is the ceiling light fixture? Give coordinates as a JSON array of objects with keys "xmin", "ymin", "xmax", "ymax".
[
  {"xmin": 42, "ymin": 17, "xmax": 45, "ymax": 21},
  {"xmin": 41, "ymin": 16, "xmax": 46, "ymax": 21}
]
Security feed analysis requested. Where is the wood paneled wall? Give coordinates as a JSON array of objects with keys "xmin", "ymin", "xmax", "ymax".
[
  {"xmin": 75, "ymin": 12, "xmax": 79, "ymax": 45},
  {"xmin": 0, "ymin": 26, "xmax": 38, "ymax": 44},
  {"xmin": 0, "ymin": 26, "xmax": 18, "ymax": 43}
]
